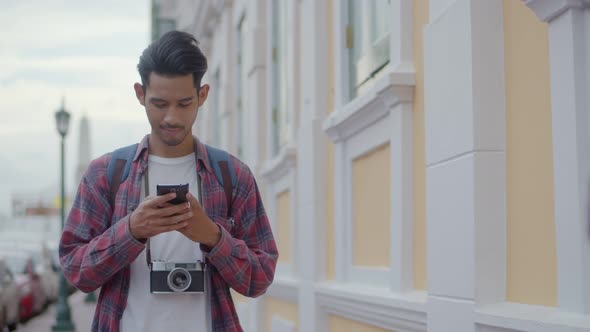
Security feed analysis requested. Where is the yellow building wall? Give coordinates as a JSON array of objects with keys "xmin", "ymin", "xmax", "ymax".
[
  {"xmin": 352, "ymin": 144, "xmax": 391, "ymax": 267},
  {"xmin": 325, "ymin": 0, "xmax": 336, "ymax": 280},
  {"xmin": 412, "ymin": 0, "xmax": 428, "ymax": 291},
  {"xmin": 329, "ymin": 315, "xmax": 394, "ymax": 332},
  {"xmin": 277, "ymin": 190, "xmax": 292, "ymax": 264},
  {"xmin": 266, "ymin": 298, "xmax": 299, "ymax": 332},
  {"xmin": 503, "ymin": 0, "xmax": 557, "ymax": 306}
]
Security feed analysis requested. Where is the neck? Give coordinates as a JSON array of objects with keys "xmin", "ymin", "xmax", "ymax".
[{"xmin": 148, "ymin": 135, "xmax": 194, "ymax": 158}]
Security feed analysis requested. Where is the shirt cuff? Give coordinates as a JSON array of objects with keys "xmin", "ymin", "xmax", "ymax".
[
  {"xmin": 200, "ymin": 223, "xmax": 231, "ymax": 257},
  {"xmin": 116, "ymin": 214, "xmax": 147, "ymax": 251}
]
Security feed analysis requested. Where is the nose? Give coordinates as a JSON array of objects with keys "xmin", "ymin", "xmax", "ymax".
[{"xmin": 162, "ymin": 105, "xmax": 183, "ymax": 126}]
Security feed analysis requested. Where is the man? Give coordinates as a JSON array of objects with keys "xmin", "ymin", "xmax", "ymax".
[{"xmin": 59, "ymin": 31, "xmax": 278, "ymax": 331}]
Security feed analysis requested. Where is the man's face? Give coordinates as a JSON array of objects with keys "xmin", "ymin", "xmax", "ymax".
[{"xmin": 134, "ymin": 73, "xmax": 209, "ymax": 148}]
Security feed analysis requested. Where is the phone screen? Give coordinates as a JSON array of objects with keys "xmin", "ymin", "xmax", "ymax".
[{"xmin": 156, "ymin": 184, "xmax": 189, "ymax": 204}]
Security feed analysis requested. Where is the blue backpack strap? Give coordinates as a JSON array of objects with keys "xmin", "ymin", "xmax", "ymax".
[
  {"xmin": 106, "ymin": 144, "xmax": 138, "ymax": 207},
  {"xmin": 205, "ymin": 145, "xmax": 236, "ymax": 215}
]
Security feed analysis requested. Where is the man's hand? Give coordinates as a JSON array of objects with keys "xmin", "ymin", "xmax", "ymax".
[
  {"xmin": 177, "ymin": 193, "xmax": 221, "ymax": 247},
  {"xmin": 129, "ymin": 192, "xmax": 193, "ymax": 240}
]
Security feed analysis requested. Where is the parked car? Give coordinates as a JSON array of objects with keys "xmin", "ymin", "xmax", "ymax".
[
  {"xmin": 0, "ymin": 258, "xmax": 20, "ymax": 331},
  {"xmin": 1, "ymin": 252, "xmax": 47, "ymax": 321},
  {"xmin": 0, "ymin": 240, "xmax": 59, "ymax": 303}
]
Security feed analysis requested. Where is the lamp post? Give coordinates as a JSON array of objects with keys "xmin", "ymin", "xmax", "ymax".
[{"xmin": 52, "ymin": 99, "xmax": 75, "ymax": 332}]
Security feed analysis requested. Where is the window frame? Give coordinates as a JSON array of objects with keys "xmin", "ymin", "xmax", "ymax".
[{"xmin": 326, "ymin": 0, "xmax": 415, "ymax": 291}]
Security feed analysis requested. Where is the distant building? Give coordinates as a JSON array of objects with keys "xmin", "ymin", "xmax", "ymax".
[
  {"xmin": 11, "ymin": 188, "xmax": 60, "ymax": 217},
  {"xmin": 75, "ymin": 115, "xmax": 92, "ymax": 188}
]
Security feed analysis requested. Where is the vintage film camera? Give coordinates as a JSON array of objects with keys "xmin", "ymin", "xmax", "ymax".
[{"xmin": 150, "ymin": 260, "xmax": 206, "ymax": 294}]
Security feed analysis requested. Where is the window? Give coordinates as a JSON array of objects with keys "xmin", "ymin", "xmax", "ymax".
[
  {"xmin": 151, "ymin": 1, "xmax": 176, "ymax": 41},
  {"xmin": 271, "ymin": 0, "xmax": 290, "ymax": 156},
  {"xmin": 210, "ymin": 70, "xmax": 221, "ymax": 147},
  {"xmin": 157, "ymin": 19, "xmax": 176, "ymax": 38},
  {"xmin": 347, "ymin": 0, "xmax": 391, "ymax": 98},
  {"xmin": 236, "ymin": 15, "xmax": 247, "ymax": 159}
]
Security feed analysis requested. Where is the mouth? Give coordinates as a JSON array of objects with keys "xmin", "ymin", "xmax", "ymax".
[{"xmin": 161, "ymin": 126, "xmax": 183, "ymax": 135}]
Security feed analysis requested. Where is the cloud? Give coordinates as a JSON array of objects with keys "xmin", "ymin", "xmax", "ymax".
[
  {"xmin": 0, "ymin": 1, "xmax": 148, "ymax": 51},
  {"xmin": 0, "ymin": 0, "xmax": 151, "ymax": 216}
]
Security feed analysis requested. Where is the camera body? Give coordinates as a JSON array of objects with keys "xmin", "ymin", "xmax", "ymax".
[{"xmin": 150, "ymin": 260, "xmax": 206, "ymax": 294}]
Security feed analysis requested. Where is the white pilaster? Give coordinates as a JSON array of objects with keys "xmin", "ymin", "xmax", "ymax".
[
  {"xmin": 296, "ymin": 0, "xmax": 329, "ymax": 327},
  {"xmin": 425, "ymin": 1, "xmax": 506, "ymax": 331},
  {"xmin": 245, "ymin": 1, "xmax": 268, "ymax": 331},
  {"xmin": 524, "ymin": 0, "xmax": 590, "ymax": 314}
]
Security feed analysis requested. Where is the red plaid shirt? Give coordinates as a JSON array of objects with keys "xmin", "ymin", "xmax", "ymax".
[{"xmin": 60, "ymin": 135, "xmax": 278, "ymax": 331}]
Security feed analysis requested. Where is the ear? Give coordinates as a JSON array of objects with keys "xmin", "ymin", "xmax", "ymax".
[
  {"xmin": 133, "ymin": 82, "xmax": 146, "ymax": 106},
  {"xmin": 197, "ymin": 84, "xmax": 210, "ymax": 107}
]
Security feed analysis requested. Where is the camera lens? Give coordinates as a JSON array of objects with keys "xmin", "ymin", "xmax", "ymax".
[{"xmin": 167, "ymin": 268, "xmax": 192, "ymax": 292}]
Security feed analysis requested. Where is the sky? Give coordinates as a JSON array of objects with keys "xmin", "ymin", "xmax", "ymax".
[{"xmin": 0, "ymin": 0, "xmax": 153, "ymax": 216}]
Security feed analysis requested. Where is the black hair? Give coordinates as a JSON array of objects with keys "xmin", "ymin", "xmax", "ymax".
[{"xmin": 137, "ymin": 30, "xmax": 208, "ymax": 90}]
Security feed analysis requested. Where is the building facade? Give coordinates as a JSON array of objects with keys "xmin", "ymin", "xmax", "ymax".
[{"xmin": 153, "ymin": 0, "xmax": 590, "ymax": 331}]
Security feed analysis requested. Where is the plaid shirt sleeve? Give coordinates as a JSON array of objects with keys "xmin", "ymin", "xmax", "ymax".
[
  {"xmin": 59, "ymin": 154, "xmax": 145, "ymax": 293},
  {"xmin": 204, "ymin": 161, "xmax": 278, "ymax": 297}
]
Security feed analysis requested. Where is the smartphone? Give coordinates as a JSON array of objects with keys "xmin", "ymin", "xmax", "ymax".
[{"xmin": 156, "ymin": 184, "xmax": 189, "ymax": 205}]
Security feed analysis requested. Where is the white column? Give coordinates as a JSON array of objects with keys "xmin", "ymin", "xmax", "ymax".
[
  {"xmin": 525, "ymin": 0, "xmax": 590, "ymax": 315},
  {"xmin": 245, "ymin": 0, "xmax": 268, "ymax": 173},
  {"xmin": 425, "ymin": 1, "xmax": 506, "ymax": 331},
  {"xmin": 296, "ymin": 0, "xmax": 329, "ymax": 331},
  {"xmin": 245, "ymin": 2, "xmax": 268, "ymax": 331}
]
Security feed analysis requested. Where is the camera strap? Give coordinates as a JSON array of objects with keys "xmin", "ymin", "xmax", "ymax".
[
  {"xmin": 143, "ymin": 164, "xmax": 204, "ymax": 268},
  {"xmin": 144, "ymin": 172, "xmax": 152, "ymax": 268}
]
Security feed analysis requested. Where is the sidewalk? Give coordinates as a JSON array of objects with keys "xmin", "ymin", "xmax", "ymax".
[{"xmin": 17, "ymin": 291, "xmax": 95, "ymax": 332}]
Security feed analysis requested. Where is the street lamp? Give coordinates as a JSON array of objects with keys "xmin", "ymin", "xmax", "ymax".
[{"xmin": 52, "ymin": 98, "xmax": 75, "ymax": 332}]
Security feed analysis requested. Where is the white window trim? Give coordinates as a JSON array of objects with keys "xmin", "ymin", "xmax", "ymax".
[
  {"xmin": 325, "ymin": 0, "xmax": 415, "ymax": 295},
  {"xmin": 261, "ymin": 144, "xmax": 298, "ymax": 277},
  {"xmin": 316, "ymin": 282, "xmax": 427, "ymax": 332},
  {"xmin": 232, "ymin": 0, "xmax": 248, "ymax": 28},
  {"xmin": 232, "ymin": 2, "xmax": 248, "ymax": 159},
  {"xmin": 323, "ymin": 71, "xmax": 414, "ymax": 291},
  {"xmin": 266, "ymin": 0, "xmax": 299, "ymax": 158},
  {"xmin": 203, "ymin": 66, "xmax": 222, "ymax": 147},
  {"xmin": 333, "ymin": 0, "xmax": 413, "ymax": 108}
]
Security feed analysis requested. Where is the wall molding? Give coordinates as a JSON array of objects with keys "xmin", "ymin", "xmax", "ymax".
[
  {"xmin": 267, "ymin": 277, "xmax": 299, "ymax": 303},
  {"xmin": 316, "ymin": 283, "xmax": 427, "ymax": 332},
  {"xmin": 475, "ymin": 302, "xmax": 590, "ymax": 332},
  {"xmin": 524, "ymin": 0, "xmax": 590, "ymax": 22},
  {"xmin": 271, "ymin": 316, "xmax": 296, "ymax": 332},
  {"xmin": 323, "ymin": 71, "xmax": 415, "ymax": 143},
  {"xmin": 261, "ymin": 143, "xmax": 297, "ymax": 183}
]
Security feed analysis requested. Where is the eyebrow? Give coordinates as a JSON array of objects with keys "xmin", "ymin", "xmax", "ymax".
[{"xmin": 149, "ymin": 97, "xmax": 194, "ymax": 103}]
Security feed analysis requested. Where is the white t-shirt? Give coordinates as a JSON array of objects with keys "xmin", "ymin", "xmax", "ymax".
[{"xmin": 120, "ymin": 153, "xmax": 208, "ymax": 332}]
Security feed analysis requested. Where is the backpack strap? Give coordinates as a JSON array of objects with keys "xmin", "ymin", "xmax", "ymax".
[
  {"xmin": 205, "ymin": 145, "xmax": 237, "ymax": 216},
  {"xmin": 106, "ymin": 144, "xmax": 138, "ymax": 207}
]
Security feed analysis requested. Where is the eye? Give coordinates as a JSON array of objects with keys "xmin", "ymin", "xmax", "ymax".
[
  {"xmin": 179, "ymin": 103, "xmax": 191, "ymax": 108},
  {"xmin": 154, "ymin": 104, "xmax": 167, "ymax": 109}
]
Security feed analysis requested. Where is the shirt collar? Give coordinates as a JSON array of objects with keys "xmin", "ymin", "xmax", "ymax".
[{"xmin": 133, "ymin": 134, "xmax": 213, "ymax": 173}]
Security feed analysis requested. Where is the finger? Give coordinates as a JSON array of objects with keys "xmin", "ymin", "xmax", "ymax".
[
  {"xmin": 186, "ymin": 192, "xmax": 201, "ymax": 209},
  {"xmin": 161, "ymin": 221, "xmax": 188, "ymax": 233},
  {"xmin": 155, "ymin": 201, "xmax": 175, "ymax": 209},
  {"xmin": 170, "ymin": 211, "xmax": 192, "ymax": 224},
  {"xmin": 150, "ymin": 192, "xmax": 177, "ymax": 207},
  {"xmin": 157, "ymin": 201, "xmax": 191, "ymax": 217},
  {"xmin": 151, "ymin": 210, "xmax": 193, "ymax": 227}
]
